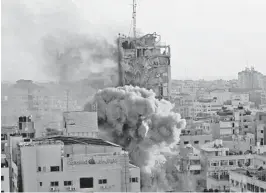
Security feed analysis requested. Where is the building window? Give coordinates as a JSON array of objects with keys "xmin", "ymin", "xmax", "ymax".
[
  {"xmin": 50, "ymin": 181, "xmax": 59, "ymax": 187},
  {"xmin": 98, "ymin": 179, "xmax": 107, "ymax": 184},
  {"xmin": 205, "ymin": 140, "xmax": 210, "ymax": 143},
  {"xmin": 50, "ymin": 166, "xmax": 60, "ymax": 172},
  {"xmin": 66, "ymin": 154, "xmax": 70, "ymax": 157},
  {"xmin": 40, "ymin": 182, "xmax": 42, "ymax": 186},
  {"xmin": 64, "ymin": 181, "xmax": 72, "ymax": 186},
  {"xmin": 229, "ymin": 160, "xmax": 235, "ymax": 166},
  {"xmin": 37, "ymin": 167, "xmax": 41, "ymax": 172},
  {"xmin": 194, "ymin": 141, "xmax": 199, "ymax": 145},
  {"xmin": 1, "ymin": 176, "xmax": 4, "ymax": 181},
  {"xmin": 80, "ymin": 178, "xmax": 93, "ymax": 189},
  {"xmin": 130, "ymin": 177, "xmax": 139, "ymax": 183},
  {"xmin": 184, "ymin": 141, "xmax": 189, "ymax": 145},
  {"xmin": 211, "ymin": 161, "xmax": 219, "ymax": 166},
  {"xmin": 261, "ymin": 130, "xmax": 264, "ymax": 134}
]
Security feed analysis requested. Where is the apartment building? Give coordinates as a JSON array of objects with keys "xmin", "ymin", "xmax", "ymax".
[
  {"xmin": 172, "ymin": 94, "xmax": 196, "ymax": 118},
  {"xmin": 229, "ymin": 168, "xmax": 266, "ymax": 192},
  {"xmin": 14, "ymin": 136, "xmax": 140, "ymax": 192},
  {"xmin": 179, "ymin": 128, "xmax": 212, "ymax": 148},
  {"xmin": 1, "ymin": 154, "xmax": 10, "ymax": 193},
  {"xmin": 201, "ymin": 138, "xmax": 266, "ymax": 191},
  {"xmin": 194, "ymin": 99, "xmax": 223, "ymax": 116},
  {"xmin": 179, "ymin": 144, "xmax": 202, "ymax": 175},
  {"xmin": 238, "ymin": 67, "xmax": 264, "ymax": 89},
  {"xmin": 209, "ymin": 89, "xmax": 231, "ymax": 105},
  {"xmin": 255, "ymin": 112, "xmax": 266, "ymax": 146}
]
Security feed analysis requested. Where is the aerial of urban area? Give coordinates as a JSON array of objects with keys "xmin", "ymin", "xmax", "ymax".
[{"xmin": 1, "ymin": 0, "xmax": 266, "ymax": 192}]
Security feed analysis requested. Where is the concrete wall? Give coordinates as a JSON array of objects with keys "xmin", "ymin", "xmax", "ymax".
[
  {"xmin": 180, "ymin": 134, "xmax": 212, "ymax": 148},
  {"xmin": 129, "ymin": 166, "xmax": 141, "ymax": 192},
  {"xmin": 1, "ymin": 167, "xmax": 10, "ymax": 192},
  {"xmin": 19, "ymin": 142, "xmax": 140, "ymax": 192}
]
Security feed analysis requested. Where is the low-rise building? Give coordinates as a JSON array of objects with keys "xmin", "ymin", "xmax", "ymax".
[
  {"xmin": 13, "ymin": 136, "xmax": 140, "ymax": 192},
  {"xmin": 179, "ymin": 144, "xmax": 202, "ymax": 175},
  {"xmin": 179, "ymin": 128, "xmax": 212, "ymax": 148},
  {"xmin": 229, "ymin": 168, "xmax": 266, "ymax": 192}
]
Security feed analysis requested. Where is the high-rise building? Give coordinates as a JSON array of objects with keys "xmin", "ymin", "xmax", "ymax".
[
  {"xmin": 117, "ymin": 33, "xmax": 171, "ymax": 100},
  {"xmin": 238, "ymin": 67, "xmax": 264, "ymax": 89}
]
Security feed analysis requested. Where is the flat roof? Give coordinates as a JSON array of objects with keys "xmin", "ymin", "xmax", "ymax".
[
  {"xmin": 33, "ymin": 136, "xmax": 120, "ymax": 147},
  {"xmin": 232, "ymin": 168, "xmax": 266, "ymax": 179}
]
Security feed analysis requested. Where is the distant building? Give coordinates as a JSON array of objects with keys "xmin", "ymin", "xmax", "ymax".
[
  {"xmin": 238, "ymin": 67, "xmax": 264, "ymax": 89},
  {"xmin": 209, "ymin": 89, "xmax": 231, "ymax": 105},
  {"xmin": 180, "ymin": 128, "xmax": 212, "ymax": 148},
  {"xmin": 62, "ymin": 111, "xmax": 99, "ymax": 138},
  {"xmin": 255, "ymin": 112, "xmax": 266, "ymax": 146}
]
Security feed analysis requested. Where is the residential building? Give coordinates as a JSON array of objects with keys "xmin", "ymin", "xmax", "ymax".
[
  {"xmin": 255, "ymin": 112, "xmax": 266, "ymax": 146},
  {"xmin": 209, "ymin": 89, "xmax": 231, "ymax": 105},
  {"xmin": 194, "ymin": 99, "xmax": 223, "ymax": 117},
  {"xmin": 14, "ymin": 136, "xmax": 140, "ymax": 192},
  {"xmin": 238, "ymin": 67, "xmax": 264, "ymax": 89},
  {"xmin": 229, "ymin": 168, "xmax": 266, "ymax": 192},
  {"xmin": 179, "ymin": 128, "xmax": 212, "ymax": 148},
  {"xmin": 231, "ymin": 92, "xmax": 250, "ymax": 103},
  {"xmin": 179, "ymin": 144, "xmax": 201, "ymax": 175},
  {"xmin": 1, "ymin": 154, "xmax": 10, "ymax": 193},
  {"xmin": 201, "ymin": 138, "xmax": 266, "ymax": 191},
  {"xmin": 172, "ymin": 94, "xmax": 196, "ymax": 119}
]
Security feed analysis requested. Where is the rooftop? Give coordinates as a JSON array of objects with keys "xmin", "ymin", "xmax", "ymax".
[
  {"xmin": 33, "ymin": 136, "xmax": 120, "ymax": 147},
  {"xmin": 232, "ymin": 168, "xmax": 266, "ymax": 182}
]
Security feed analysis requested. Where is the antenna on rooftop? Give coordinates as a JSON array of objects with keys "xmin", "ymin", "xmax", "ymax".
[{"xmin": 132, "ymin": 0, "xmax": 137, "ymax": 38}]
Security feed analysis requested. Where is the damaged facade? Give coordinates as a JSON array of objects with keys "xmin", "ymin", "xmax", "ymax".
[{"xmin": 117, "ymin": 33, "xmax": 171, "ymax": 100}]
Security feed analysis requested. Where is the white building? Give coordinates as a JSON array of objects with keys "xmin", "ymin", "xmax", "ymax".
[
  {"xmin": 194, "ymin": 99, "xmax": 223, "ymax": 116},
  {"xmin": 229, "ymin": 168, "xmax": 266, "ymax": 192},
  {"xmin": 16, "ymin": 136, "xmax": 140, "ymax": 192},
  {"xmin": 1, "ymin": 154, "xmax": 10, "ymax": 193},
  {"xmin": 209, "ymin": 89, "xmax": 231, "ymax": 105}
]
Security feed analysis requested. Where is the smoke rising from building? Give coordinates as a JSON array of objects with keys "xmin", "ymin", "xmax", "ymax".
[
  {"xmin": 42, "ymin": 33, "xmax": 118, "ymax": 83},
  {"xmin": 84, "ymin": 86, "xmax": 188, "ymax": 191},
  {"xmin": 2, "ymin": 0, "xmax": 119, "ymax": 83}
]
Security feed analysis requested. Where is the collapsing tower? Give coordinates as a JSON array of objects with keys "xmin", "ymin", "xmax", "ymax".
[{"xmin": 117, "ymin": 33, "xmax": 171, "ymax": 100}]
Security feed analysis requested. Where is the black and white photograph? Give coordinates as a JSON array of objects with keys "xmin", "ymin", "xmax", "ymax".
[{"xmin": 1, "ymin": 0, "xmax": 266, "ymax": 192}]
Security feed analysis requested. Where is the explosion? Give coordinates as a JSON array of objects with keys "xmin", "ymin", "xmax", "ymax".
[{"xmin": 84, "ymin": 85, "xmax": 187, "ymax": 191}]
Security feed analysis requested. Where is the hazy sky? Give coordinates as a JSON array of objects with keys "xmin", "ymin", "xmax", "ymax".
[{"xmin": 2, "ymin": 0, "xmax": 266, "ymax": 81}]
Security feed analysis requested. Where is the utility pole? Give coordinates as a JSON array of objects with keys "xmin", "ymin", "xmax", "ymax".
[{"xmin": 132, "ymin": 0, "xmax": 137, "ymax": 39}]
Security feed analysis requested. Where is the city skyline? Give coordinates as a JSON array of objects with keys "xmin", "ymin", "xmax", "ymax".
[{"xmin": 2, "ymin": 0, "xmax": 266, "ymax": 82}]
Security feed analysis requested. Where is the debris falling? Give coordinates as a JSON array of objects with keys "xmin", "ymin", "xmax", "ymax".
[{"xmin": 84, "ymin": 85, "xmax": 186, "ymax": 191}]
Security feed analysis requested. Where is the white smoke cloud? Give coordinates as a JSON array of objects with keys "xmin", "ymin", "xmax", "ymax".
[{"xmin": 84, "ymin": 86, "xmax": 187, "ymax": 191}]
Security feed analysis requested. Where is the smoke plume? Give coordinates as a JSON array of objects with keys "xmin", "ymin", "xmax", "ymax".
[
  {"xmin": 42, "ymin": 33, "xmax": 118, "ymax": 83},
  {"xmin": 2, "ymin": 0, "xmax": 119, "ymax": 83},
  {"xmin": 84, "ymin": 86, "xmax": 187, "ymax": 191}
]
